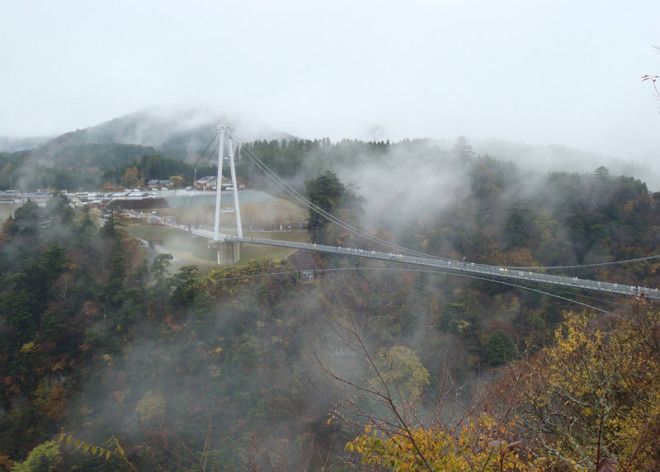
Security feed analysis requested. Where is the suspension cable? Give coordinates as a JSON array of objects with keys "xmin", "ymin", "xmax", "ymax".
[
  {"xmin": 505, "ymin": 254, "xmax": 659, "ymax": 271},
  {"xmin": 192, "ymin": 131, "xmax": 219, "ymax": 169},
  {"xmin": 236, "ymin": 136, "xmax": 657, "ymax": 273},
  {"xmin": 209, "ymin": 265, "xmax": 613, "ymax": 314},
  {"xmin": 239, "ymin": 142, "xmax": 454, "ymax": 261}
]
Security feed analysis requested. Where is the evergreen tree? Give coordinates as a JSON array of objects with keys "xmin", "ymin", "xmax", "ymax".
[{"xmin": 305, "ymin": 171, "xmax": 362, "ymax": 244}]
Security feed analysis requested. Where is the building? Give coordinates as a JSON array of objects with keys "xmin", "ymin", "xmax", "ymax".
[
  {"xmin": 146, "ymin": 179, "xmax": 172, "ymax": 190},
  {"xmin": 193, "ymin": 176, "xmax": 215, "ymax": 191},
  {"xmin": 0, "ymin": 190, "xmax": 21, "ymax": 205},
  {"xmin": 194, "ymin": 176, "xmax": 233, "ymax": 191}
]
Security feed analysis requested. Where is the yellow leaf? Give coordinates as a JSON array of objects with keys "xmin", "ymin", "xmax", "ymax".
[{"xmin": 19, "ymin": 341, "xmax": 36, "ymax": 353}]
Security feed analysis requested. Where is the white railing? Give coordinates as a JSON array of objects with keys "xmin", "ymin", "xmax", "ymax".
[{"xmin": 173, "ymin": 225, "xmax": 659, "ymax": 300}]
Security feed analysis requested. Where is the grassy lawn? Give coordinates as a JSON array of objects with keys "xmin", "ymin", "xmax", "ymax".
[
  {"xmin": 125, "ymin": 221, "xmax": 309, "ymax": 273},
  {"xmin": 0, "ymin": 205, "xmax": 18, "ymax": 225},
  {"xmin": 118, "ymin": 191, "xmax": 309, "ymax": 273},
  {"xmin": 157, "ymin": 196, "xmax": 306, "ymax": 230}
]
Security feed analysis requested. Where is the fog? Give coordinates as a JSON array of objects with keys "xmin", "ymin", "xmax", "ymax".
[
  {"xmin": 1, "ymin": 0, "xmax": 659, "ymax": 178},
  {"xmin": 2, "ymin": 3, "xmax": 659, "ymax": 467}
]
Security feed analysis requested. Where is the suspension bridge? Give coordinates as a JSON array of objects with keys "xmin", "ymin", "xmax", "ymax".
[{"xmin": 175, "ymin": 126, "xmax": 660, "ymax": 301}]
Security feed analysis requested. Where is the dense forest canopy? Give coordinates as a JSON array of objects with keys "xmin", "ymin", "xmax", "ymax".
[
  {"xmin": 0, "ymin": 137, "xmax": 658, "ymax": 470},
  {"xmin": 2, "ymin": 0, "xmax": 659, "ymax": 469},
  {"xmin": 3, "ymin": 133, "xmax": 659, "ymax": 195}
]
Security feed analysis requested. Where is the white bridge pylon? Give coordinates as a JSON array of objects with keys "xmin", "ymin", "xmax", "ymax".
[{"xmin": 213, "ymin": 125, "xmax": 243, "ymax": 264}]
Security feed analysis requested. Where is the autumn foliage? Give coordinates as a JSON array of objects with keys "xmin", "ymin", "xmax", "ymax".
[{"xmin": 347, "ymin": 302, "xmax": 659, "ymax": 471}]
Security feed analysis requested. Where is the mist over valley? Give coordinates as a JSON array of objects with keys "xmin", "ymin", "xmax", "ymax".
[{"xmin": 1, "ymin": 1, "xmax": 659, "ymax": 471}]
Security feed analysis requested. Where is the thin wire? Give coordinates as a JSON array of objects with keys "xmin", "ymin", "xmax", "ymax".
[
  {"xmin": 239, "ymin": 143, "xmax": 426, "ymax": 253},
  {"xmin": 239, "ymin": 141, "xmax": 656, "ymax": 273},
  {"xmin": 209, "ymin": 265, "xmax": 613, "ymax": 314},
  {"xmin": 192, "ymin": 131, "xmax": 219, "ymax": 168},
  {"xmin": 548, "ymin": 286, "xmax": 628, "ymax": 308},
  {"xmin": 242, "ymin": 144, "xmax": 418, "ymax": 254},
  {"xmin": 504, "ymin": 255, "xmax": 659, "ymax": 271},
  {"xmin": 240, "ymin": 142, "xmax": 454, "ymax": 261}
]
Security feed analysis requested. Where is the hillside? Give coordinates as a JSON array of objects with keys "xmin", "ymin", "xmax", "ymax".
[
  {"xmin": 40, "ymin": 107, "xmax": 287, "ymax": 156},
  {"xmin": 2, "ymin": 107, "xmax": 657, "ymax": 193},
  {"xmin": 0, "ymin": 107, "xmax": 290, "ymax": 191},
  {"xmin": 0, "ymin": 136, "xmax": 51, "ymax": 153},
  {"xmin": 1, "ymin": 148, "xmax": 658, "ymax": 470}
]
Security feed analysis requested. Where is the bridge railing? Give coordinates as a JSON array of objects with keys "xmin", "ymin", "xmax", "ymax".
[
  {"xmin": 222, "ymin": 235, "xmax": 659, "ymax": 300},
  {"xmin": 171, "ymin": 224, "xmax": 659, "ymax": 300}
]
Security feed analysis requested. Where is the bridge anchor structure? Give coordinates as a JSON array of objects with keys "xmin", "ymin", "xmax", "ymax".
[
  {"xmin": 212, "ymin": 125, "xmax": 242, "ymax": 265},
  {"xmin": 209, "ymin": 239, "xmax": 241, "ymax": 265}
]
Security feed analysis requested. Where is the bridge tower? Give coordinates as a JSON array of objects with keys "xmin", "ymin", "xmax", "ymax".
[{"xmin": 211, "ymin": 125, "xmax": 243, "ymax": 265}]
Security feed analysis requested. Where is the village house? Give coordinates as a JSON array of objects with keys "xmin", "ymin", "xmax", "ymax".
[
  {"xmin": 146, "ymin": 179, "xmax": 172, "ymax": 190},
  {"xmin": 194, "ymin": 176, "xmax": 233, "ymax": 191}
]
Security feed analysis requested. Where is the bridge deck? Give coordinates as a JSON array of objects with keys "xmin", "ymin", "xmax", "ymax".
[{"xmin": 182, "ymin": 227, "xmax": 659, "ymax": 300}]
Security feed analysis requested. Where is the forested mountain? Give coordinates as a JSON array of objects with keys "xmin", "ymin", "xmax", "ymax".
[
  {"xmin": 0, "ymin": 108, "xmax": 286, "ymax": 191},
  {"xmin": 28, "ymin": 107, "xmax": 285, "ymax": 156},
  {"xmin": 2, "ymin": 108, "xmax": 656, "ymax": 194},
  {"xmin": 44, "ymin": 109, "xmax": 217, "ymax": 156},
  {"xmin": 0, "ymin": 145, "xmax": 658, "ymax": 470},
  {"xmin": 0, "ymin": 137, "xmax": 51, "ymax": 154},
  {"xmin": 1, "ymin": 143, "xmax": 159, "ymax": 190}
]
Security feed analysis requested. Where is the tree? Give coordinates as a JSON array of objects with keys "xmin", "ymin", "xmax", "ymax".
[
  {"xmin": 347, "ymin": 415, "xmax": 528, "ymax": 471},
  {"xmin": 319, "ymin": 320, "xmax": 439, "ymax": 471},
  {"xmin": 103, "ymin": 237, "xmax": 127, "ymax": 310},
  {"xmin": 45, "ymin": 193, "xmax": 74, "ymax": 229},
  {"xmin": 305, "ymin": 171, "xmax": 362, "ymax": 244},
  {"xmin": 10, "ymin": 440, "xmax": 61, "ymax": 472},
  {"xmin": 0, "ymin": 161, "xmax": 14, "ymax": 190},
  {"xmin": 169, "ymin": 175, "xmax": 184, "ymax": 189},
  {"xmin": 642, "ymin": 46, "xmax": 660, "ymax": 102},
  {"xmin": 482, "ymin": 331, "xmax": 516, "ymax": 366},
  {"xmin": 8, "ymin": 200, "xmax": 42, "ymax": 238},
  {"xmin": 369, "ymin": 346, "xmax": 429, "ymax": 403},
  {"xmin": 514, "ymin": 305, "xmax": 659, "ymax": 470},
  {"xmin": 503, "ymin": 207, "xmax": 534, "ymax": 249},
  {"xmin": 120, "ymin": 166, "xmax": 140, "ymax": 188},
  {"xmin": 136, "ymin": 391, "xmax": 166, "ymax": 427},
  {"xmin": 170, "ymin": 265, "xmax": 208, "ymax": 312},
  {"xmin": 642, "ymin": 73, "xmax": 659, "ymax": 100},
  {"xmin": 453, "ymin": 135, "xmax": 474, "ymax": 160},
  {"xmin": 1, "ymin": 245, "xmax": 67, "ymax": 345},
  {"xmin": 346, "ymin": 303, "xmax": 659, "ymax": 471}
]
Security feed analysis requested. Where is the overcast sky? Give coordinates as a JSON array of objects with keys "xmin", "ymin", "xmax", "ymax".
[{"xmin": 1, "ymin": 0, "xmax": 659, "ymax": 161}]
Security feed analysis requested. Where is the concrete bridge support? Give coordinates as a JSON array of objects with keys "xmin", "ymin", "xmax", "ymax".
[{"xmin": 209, "ymin": 240, "xmax": 240, "ymax": 265}]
